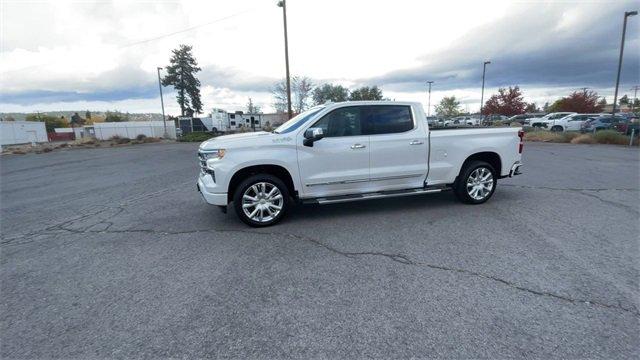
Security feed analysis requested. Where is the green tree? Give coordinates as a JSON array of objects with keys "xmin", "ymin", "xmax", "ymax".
[
  {"xmin": 312, "ymin": 83, "xmax": 349, "ymax": 104},
  {"xmin": 349, "ymin": 86, "xmax": 384, "ymax": 101},
  {"xmin": 525, "ymin": 102, "xmax": 540, "ymax": 113},
  {"xmin": 25, "ymin": 113, "xmax": 69, "ymax": 132},
  {"xmin": 434, "ymin": 96, "xmax": 461, "ymax": 116},
  {"xmin": 618, "ymin": 95, "xmax": 629, "ymax": 105},
  {"xmin": 105, "ymin": 111, "xmax": 128, "ymax": 122},
  {"xmin": 162, "ymin": 44, "xmax": 202, "ymax": 115}
]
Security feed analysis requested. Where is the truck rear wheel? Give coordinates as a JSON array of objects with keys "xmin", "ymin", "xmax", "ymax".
[
  {"xmin": 233, "ymin": 174, "xmax": 290, "ymax": 227},
  {"xmin": 454, "ymin": 161, "xmax": 497, "ymax": 204}
]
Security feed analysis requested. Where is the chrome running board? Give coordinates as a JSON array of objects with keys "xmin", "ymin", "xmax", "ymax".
[{"xmin": 304, "ymin": 187, "xmax": 449, "ymax": 205}]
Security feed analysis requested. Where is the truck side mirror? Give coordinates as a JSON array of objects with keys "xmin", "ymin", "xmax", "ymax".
[{"xmin": 303, "ymin": 128, "xmax": 324, "ymax": 147}]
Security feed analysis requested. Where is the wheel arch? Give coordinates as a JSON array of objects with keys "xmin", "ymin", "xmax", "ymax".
[
  {"xmin": 227, "ymin": 164, "xmax": 296, "ymax": 203},
  {"xmin": 458, "ymin": 151, "xmax": 502, "ymax": 180}
]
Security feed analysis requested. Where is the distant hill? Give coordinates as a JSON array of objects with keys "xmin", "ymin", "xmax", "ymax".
[{"xmin": 0, "ymin": 111, "xmax": 164, "ymax": 122}]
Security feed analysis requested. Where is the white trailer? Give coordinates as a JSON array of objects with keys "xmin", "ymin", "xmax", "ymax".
[{"xmin": 0, "ymin": 121, "xmax": 48, "ymax": 146}]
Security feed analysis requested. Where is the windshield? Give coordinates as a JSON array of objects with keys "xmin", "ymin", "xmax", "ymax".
[{"xmin": 273, "ymin": 106, "xmax": 325, "ymax": 134}]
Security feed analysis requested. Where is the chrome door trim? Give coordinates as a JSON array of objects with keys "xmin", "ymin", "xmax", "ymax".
[
  {"xmin": 305, "ymin": 173, "xmax": 423, "ymax": 187},
  {"xmin": 369, "ymin": 174, "xmax": 424, "ymax": 182},
  {"xmin": 305, "ymin": 178, "xmax": 370, "ymax": 187}
]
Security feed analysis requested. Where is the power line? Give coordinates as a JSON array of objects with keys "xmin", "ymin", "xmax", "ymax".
[
  {"xmin": 119, "ymin": 9, "xmax": 255, "ymax": 48},
  {"xmin": 3, "ymin": 8, "xmax": 259, "ymax": 75}
]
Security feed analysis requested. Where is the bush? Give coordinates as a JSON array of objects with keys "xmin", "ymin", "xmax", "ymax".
[
  {"xmin": 524, "ymin": 131, "xmax": 567, "ymax": 142},
  {"xmin": 560, "ymin": 132, "xmax": 580, "ymax": 142},
  {"xmin": 142, "ymin": 136, "xmax": 161, "ymax": 143},
  {"xmin": 177, "ymin": 132, "xmax": 216, "ymax": 142},
  {"xmin": 592, "ymin": 130, "xmax": 629, "ymax": 145},
  {"xmin": 570, "ymin": 134, "xmax": 597, "ymax": 144}
]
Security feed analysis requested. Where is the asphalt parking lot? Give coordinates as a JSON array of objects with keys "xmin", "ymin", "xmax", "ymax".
[{"xmin": 1, "ymin": 141, "xmax": 639, "ymax": 359}]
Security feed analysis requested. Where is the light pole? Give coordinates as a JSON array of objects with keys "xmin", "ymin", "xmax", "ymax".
[
  {"xmin": 612, "ymin": 10, "xmax": 637, "ymax": 115},
  {"xmin": 480, "ymin": 61, "xmax": 491, "ymax": 120},
  {"xmin": 157, "ymin": 67, "xmax": 168, "ymax": 138},
  {"xmin": 277, "ymin": 0, "xmax": 293, "ymax": 120},
  {"xmin": 427, "ymin": 81, "xmax": 434, "ymax": 116}
]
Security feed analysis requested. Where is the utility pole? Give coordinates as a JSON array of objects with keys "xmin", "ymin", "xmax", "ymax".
[
  {"xmin": 277, "ymin": 0, "xmax": 293, "ymax": 120},
  {"xmin": 480, "ymin": 61, "xmax": 491, "ymax": 120},
  {"xmin": 179, "ymin": 64, "xmax": 185, "ymax": 116},
  {"xmin": 157, "ymin": 67, "xmax": 168, "ymax": 138},
  {"xmin": 630, "ymin": 85, "xmax": 640, "ymax": 112},
  {"xmin": 612, "ymin": 10, "xmax": 638, "ymax": 115},
  {"xmin": 427, "ymin": 81, "xmax": 434, "ymax": 117}
]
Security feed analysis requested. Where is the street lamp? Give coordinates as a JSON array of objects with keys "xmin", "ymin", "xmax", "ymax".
[
  {"xmin": 157, "ymin": 67, "xmax": 168, "ymax": 138},
  {"xmin": 277, "ymin": 0, "xmax": 293, "ymax": 120},
  {"xmin": 426, "ymin": 81, "xmax": 434, "ymax": 116},
  {"xmin": 480, "ymin": 61, "xmax": 491, "ymax": 120},
  {"xmin": 612, "ymin": 10, "xmax": 637, "ymax": 115}
]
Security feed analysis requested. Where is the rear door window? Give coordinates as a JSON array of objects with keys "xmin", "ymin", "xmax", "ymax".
[{"xmin": 362, "ymin": 105, "xmax": 414, "ymax": 135}]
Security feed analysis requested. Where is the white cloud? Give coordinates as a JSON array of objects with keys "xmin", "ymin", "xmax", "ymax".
[{"xmin": 1, "ymin": 0, "xmax": 638, "ymax": 114}]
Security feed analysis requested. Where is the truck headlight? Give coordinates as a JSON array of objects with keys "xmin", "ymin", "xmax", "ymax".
[{"xmin": 201, "ymin": 149, "xmax": 225, "ymax": 160}]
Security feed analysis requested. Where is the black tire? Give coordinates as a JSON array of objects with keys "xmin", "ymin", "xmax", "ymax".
[
  {"xmin": 551, "ymin": 126, "xmax": 563, "ymax": 132},
  {"xmin": 212, "ymin": 127, "xmax": 218, "ymax": 134},
  {"xmin": 454, "ymin": 161, "xmax": 497, "ymax": 204},
  {"xmin": 232, "ymin": 174, "xmax": 290, "ymax": 227}
]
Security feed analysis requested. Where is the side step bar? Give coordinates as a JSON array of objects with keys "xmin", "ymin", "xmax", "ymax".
[{"xmin": 303, "ymin": 186, "xmax": 449, "ymax": 205}]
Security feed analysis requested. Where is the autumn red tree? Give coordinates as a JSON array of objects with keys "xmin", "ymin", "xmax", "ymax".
[
  {"xmin": 548, "ymin": 89, "xmax": 603, "ymax": 113},
  {"xmin": 483, "ymin": 86, "xmax": 527, "ymax": 116}
]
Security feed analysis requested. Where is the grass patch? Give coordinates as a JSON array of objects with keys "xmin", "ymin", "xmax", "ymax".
[
  {"xmin": 592, "ymin": 130, "xmax": 630, "ymax": 145},
  {"xmin": 525, "ymin": 129, "xmax": 637, "ymax": 146},
  {"xmin": 178, "ymin": 132, "xmax": 217, "ymax": 142},
  {"xmin": 523, "ymin": 131, "xmax": 567, "ymax": 142}
]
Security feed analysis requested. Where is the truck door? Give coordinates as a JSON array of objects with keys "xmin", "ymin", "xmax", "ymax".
[
  {"xmin": 365, "ymin": 105, "xmax": 429, "ymax": 191},
  {"xmin": 297, "ymin": 106, "xmax": 370, "ymax": 198}
]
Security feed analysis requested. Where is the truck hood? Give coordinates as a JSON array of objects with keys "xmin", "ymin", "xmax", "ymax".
[{"xmin": 199, "ymin": 131, "xmax": 282, "ymax": 150}]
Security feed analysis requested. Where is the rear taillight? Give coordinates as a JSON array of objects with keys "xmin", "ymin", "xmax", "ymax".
[{"xmin": 518, "ymin": 130, "xmax": 524, "ymax": 154}]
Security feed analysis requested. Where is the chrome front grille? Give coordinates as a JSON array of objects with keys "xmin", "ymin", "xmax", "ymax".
[
  {"xmin": 198, "ymin": 152, "xmax": 215, "ymax": 181},
  {"xmin": 198, "ymin": 152, "xmax": 207, "ymax": 172}
]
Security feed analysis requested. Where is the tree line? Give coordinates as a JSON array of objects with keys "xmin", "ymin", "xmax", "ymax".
[
  {"xmin": 434, "ymin": 87, "xmax": 639, "ymax": 117},
  {"xmin": 271, "ymin": 77, "xmax": 386, "ymax": 113}
]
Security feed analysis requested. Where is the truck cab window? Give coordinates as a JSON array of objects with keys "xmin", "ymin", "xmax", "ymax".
[{"xmin": 312, "ymin": 107, "xmax": 362, "ymax": 137}]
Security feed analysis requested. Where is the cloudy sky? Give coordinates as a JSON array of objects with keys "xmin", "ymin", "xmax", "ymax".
[{"xmin": 1, "ymin": 0, "xmax": 639, "ymax": 115}]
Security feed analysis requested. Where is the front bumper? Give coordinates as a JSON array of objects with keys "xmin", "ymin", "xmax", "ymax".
[{"xmin": 197, "ymin": 174, "xmax": 227, "ymax": 206}]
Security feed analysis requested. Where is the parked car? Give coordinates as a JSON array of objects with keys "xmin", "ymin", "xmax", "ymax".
[
  {"xmin": 526, "ymin": 112, "xmax": 576, "ymax": 128},
  {"xmin": 614, "ymin": 118, "xmax": 640, "ymax": 135},
  {"xmin": 546, "ymin": 113, "xmax": 603, "ymax": 132},
  {"xmin": 482, "ymin": 114, "xmax": 508, "ymax": 125},
  {"xmin": 506, "ymin": 113, "xmax": 545, "ymax": 125},
  {"xmin": 447, "ymin": 116, "xmax": 478, "ymax": 126},
  {"xmin": 580, "ymin": 115, "xmax": 623, "ymax": 132},
  {"xmin": 197, "ymin": 101, "xmax": 524, "ymax": 226}
]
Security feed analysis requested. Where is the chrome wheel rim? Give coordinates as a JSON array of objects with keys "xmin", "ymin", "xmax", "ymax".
[
  {"xmin": 242, "ymin": 182, "xmax": 283, "ymax": 223},
  {"xmin": 466, "ymin": 167, "xmax": 494, "ymax": 200}
]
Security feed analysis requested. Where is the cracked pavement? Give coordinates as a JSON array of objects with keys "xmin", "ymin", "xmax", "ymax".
[{"xmin": 1, "ymin": 142, "xmax": 639, "ymax": 358}]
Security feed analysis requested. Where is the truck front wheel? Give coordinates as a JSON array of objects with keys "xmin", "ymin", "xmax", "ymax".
[
  {"xmin": 454, "ymin": 161, "xmax": 497, "ymax": 204},
  {"xmin": 232, "ymin": 174, "xmax": 290, "ymax": 227}
]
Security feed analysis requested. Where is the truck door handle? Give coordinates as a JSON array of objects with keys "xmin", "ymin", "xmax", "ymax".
[
  {"xmin": 409, "ymin": 140, "xmax": 424, "ymax": 145},
  {"xmin": 350, "ymin": 143, "xmax": 366, "ymax": 149}
]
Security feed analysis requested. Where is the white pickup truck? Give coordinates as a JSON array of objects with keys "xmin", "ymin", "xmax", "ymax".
[{"xmin": 197, "ymin": 101, "xmax": 523, "ymax": 226}]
